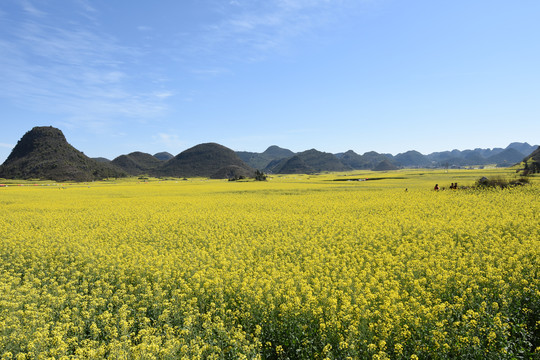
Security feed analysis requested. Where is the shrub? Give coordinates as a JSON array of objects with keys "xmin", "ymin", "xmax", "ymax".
[
  {"xmin": 475, "ymin": 176, "xmax": 529, "ymax": 189},
  {"xmin": 254, "ymin": 170, "xmax": 267, "ymax": 181}
]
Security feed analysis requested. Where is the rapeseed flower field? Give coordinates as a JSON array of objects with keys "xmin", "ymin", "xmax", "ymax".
[{"xmin": 0, "ymin": 170, "xmax": 538, "ymax": 359}]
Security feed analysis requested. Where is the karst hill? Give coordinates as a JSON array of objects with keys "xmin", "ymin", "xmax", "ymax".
[
  {"xmin": 0, "ymin": 128, "xmax": 257, "ymax": 181},
  {"xmin": 0, "ymin": 126, "xmax": 126, "ymax": 181},
  {"xmin": 521, "ymin": 145, "xmax": 540, "ymax": 174},
  {"xmin": 156, "ymin": 143, "xmax": 255, "ymax": 179},
  {"xmin": 111, "ymin": 151, "xmax": 163, "ymax": 176}
]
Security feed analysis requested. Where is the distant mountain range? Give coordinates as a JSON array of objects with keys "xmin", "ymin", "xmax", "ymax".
[
  {"xmin": 237, "ymin": 143, "xmax": 538, "ymax": 174},
  {"xmin": 0, "ymin": 127, "xmax": 255, "ymax": 181},
  {"xmin": 0, "ymin": 126, "xmax": 537, "ymax": 181}
]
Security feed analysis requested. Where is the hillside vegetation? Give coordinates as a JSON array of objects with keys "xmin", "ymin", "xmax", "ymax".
[
  {"xmin": 521, "ymin": 146, "xmax": 540, "ymax": 174},
  {"xmin": 0, "ymin": 126, "xmax": 536, "ymax": 180},
  {"xmin": 111, "ymin": 152, "xmax": 163, "ymax": 176},
  {"xmin": 0, "ymin": 127, "xmax": 126, "ymax": 181},
  {"xmin": 0, "ymin": 128, "xmax": 256, "ymax": 181},
  {"xmin": 239, "ymin": 143, "xmax": 539, "ymax": 172},
  {"xmin": 156, "ymin": 142, "xmax": 255, "ymax": 178}
]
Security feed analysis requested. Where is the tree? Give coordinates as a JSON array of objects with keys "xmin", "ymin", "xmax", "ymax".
[{"xmin": 255, "ymin": 170, "xmax": 267, "ymax": 181}]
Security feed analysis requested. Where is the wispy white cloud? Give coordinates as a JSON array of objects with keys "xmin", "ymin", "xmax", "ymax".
[
  {"xmin": 21, "ymin": 0, "xmax": 46, "ymax": 17},
  {"xmin": 190, "ymin": 67, "xmax": 231, "ymax": 77},
  {"xmin": 75, "ymin": 0, "xmax": 97, "ymax": 14},
  {"xmin": 0, "ymin": 143, "xmax": 14, "ymax": 149},
  {"xmin": 191, "ymin": 0, "xmax": 358, "ymax": 62},
  {"xmin": 0, "ymin": 1, "xmax": 171, "ymax": 133},
  {"xmin": 153, "ymin": 91, "xmax": 174, "ymax": 99}
]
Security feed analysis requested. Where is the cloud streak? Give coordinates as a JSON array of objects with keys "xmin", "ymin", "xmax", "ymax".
[
  {"xmin": 0, "ymin": 0, "xmax": 363, "ymax": 136},
  {"xmin": 185, "ymin": 0, "xmax": 358, "ymax": 63},
  {"xmin": 21, "ymin": 0, "xmax": 46, "ymax": 17},
  {"xmin": 0, "ymin": 1, "xmax": 171, "ymax": 132}
]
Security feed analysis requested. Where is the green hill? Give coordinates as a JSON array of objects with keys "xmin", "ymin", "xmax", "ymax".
[
  {"xmin": 236, "ymin": 151, "xmax": 270, "ymax": 170},
  {"xmin": 373, "ymin": 159, "xmax": 399, "ymax": 171},
  {"xmin": 237, "ymin": 145, "xmax": 295, "ymax": 170},
  {"xmin": 268, "ymin": 155, "xmax": 314, "ymax": 174},
  {"xmin": 486, "ymin": 148, "xmax": 527, "ymax": 167},
  {"xmin": 262, "ymin": 145, "xmax": 295, "ymax": 159},
  {"xmin": 267, "ymin": 149, "xmax": 350, "ymax": 174},
  {"xmin": 339, "ymin": 150, "xmax": 374, "ymax": 169},
  {"xmin": 526, "ymin": 146, "xmax": 540, "ymax": 163},
  {"xmin": 394, "ymin": 150, "xmax": 431, "ymax": 168},
  {"xmin": 0, "ymin": 126, "xmax": 126, "ymax": 181},
  {"xmin": 210, "ymin": 165, "xmax": 256, "ymax": 179},
  {"xmin": 156, "ymin": 143, "xmax": 255, "ymax": 178},
  {"xmin": 112, "ymin": 152, "xmax": 162, "ymax": 175},
  {"xmin": 522, "ymin": 146, "xmax": 540, "ymax": 174},
  {"xmin": 362, "ymin": 151, "xmax": 395, "ymax": 169}
]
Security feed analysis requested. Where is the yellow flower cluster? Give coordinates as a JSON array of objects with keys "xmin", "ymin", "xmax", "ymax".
[{"xmin": 0, "ymin": 172, "xmax": 538, "ymax": 359}]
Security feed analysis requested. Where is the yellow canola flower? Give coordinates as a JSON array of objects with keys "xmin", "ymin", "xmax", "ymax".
[{"xmin": 0, "ymin": 170, "xmax": 538, "ymax": 359}]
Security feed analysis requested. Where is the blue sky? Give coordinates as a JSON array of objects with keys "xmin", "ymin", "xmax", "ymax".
[{"xmin": 1, "ymin": 0, "xmax": 539, "ymax": 162}]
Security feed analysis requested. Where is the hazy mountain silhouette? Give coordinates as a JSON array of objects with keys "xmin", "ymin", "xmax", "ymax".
[
  {"xmin": 266, "ymin": 149, "xmax": 350, "ymax": 174},
  {"xmin": 373, "ymin": 159, "xmax": 399, "ymax": 171},
  {"xmin": 426, "ymin": 143, "xmax": 537, "ymax": 167},
  {"xmin": 237, "ymin": 145, "xmax": 295, "ymax": 170},
  {"xmin": 361, "ymin": 151, "xmax": 396, "ymax": 169},
  {"xmin": 487, "ymin": 148, "xmax": 527, "ymax": 167},
  {"xmin": 266, "ymin": 155, "xmax": 314, "ymax": 174},
  {"xmin": 394, "ymin": 150, "xmax": 431, "ymax": 168},
  {"xmin": 339, "ymin": 150, "xmax": 370, "ymax": 169},
  {"xmin": 506, "ymin": 142, "xmax": 537, "ymax": 155},
  {"xmin": 153, "ymin": 152, "xmax": 174, "ymax": 161}
]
